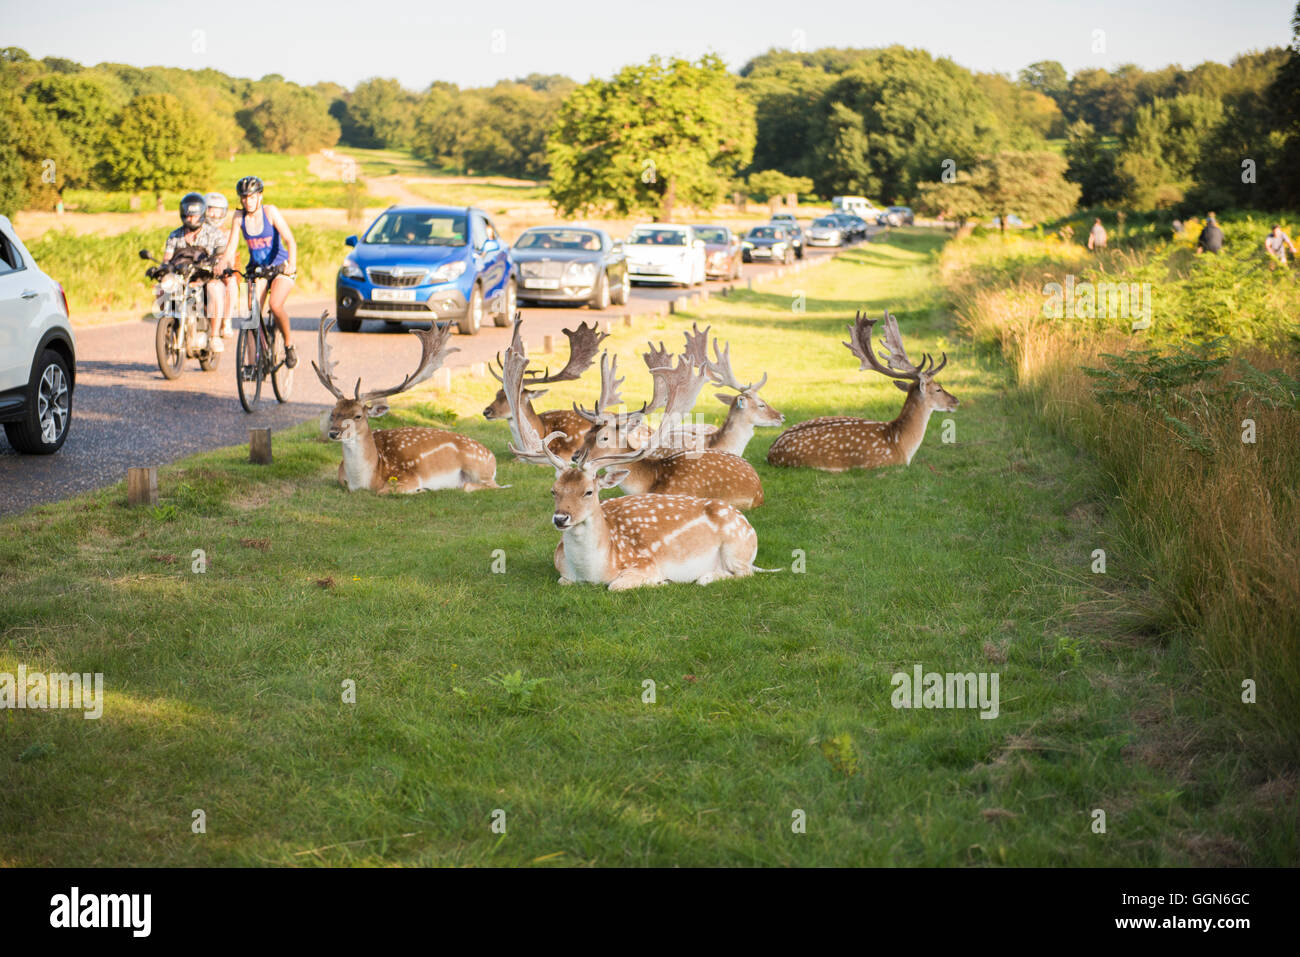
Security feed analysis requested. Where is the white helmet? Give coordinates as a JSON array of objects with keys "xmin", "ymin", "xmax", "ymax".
[{"xmin": 204, "ymin": 192, "xmax": 229, "ymax": 224}]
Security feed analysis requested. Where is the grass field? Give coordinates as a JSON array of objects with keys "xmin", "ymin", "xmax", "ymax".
[{"xmin": 1, "ymin": 233, "xmax": 1292, "ymax": 866}]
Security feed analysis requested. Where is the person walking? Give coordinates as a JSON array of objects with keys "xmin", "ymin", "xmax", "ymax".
[
  {"xmin": 1195, "ymin": 213, "xmax": 1225, "ymax": 255},
  {"xmin": 1087, "ymin": 217, "xmax": 1107, "ymax": 251},
  {"xmin": 1263, "ymin": 224, "xmax": 1297, "ymax": 264}
]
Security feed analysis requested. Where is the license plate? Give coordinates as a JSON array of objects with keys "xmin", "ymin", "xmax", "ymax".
[
  {"xmin": 635, "ymin": 265, "xmax": 667, "ymax": 274},
  {"xmin": 373, "ymin": 289, "xmax": 417, "ymax": 302},
  {"xmin": 524, "ymin": 279, "xmax": 560, "ymax": 289}
]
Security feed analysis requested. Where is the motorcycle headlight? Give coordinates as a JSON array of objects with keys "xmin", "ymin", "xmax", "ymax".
[
  {"xmin": 341, "ymin": 258, "xmax": 363, "ymax": 280},
  {"xmin": 159, "ymin": 274, "xmax": 183, "ymax": 294},
  {"xmin": 430, "ymin": 261, "xmax": 467, "ymax": 283},
  {"xmin": 564, "ymin": 261, "xmax": 598, "ymax": 281}
]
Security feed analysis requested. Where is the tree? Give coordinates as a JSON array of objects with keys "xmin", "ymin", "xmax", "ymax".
[
  {"xmin": 547, "ymin": 55, "xmax": 755, "ymax": 221},
  {"xmin": 1115, "ymin": 94, "xmax": 1223, "ymax": 207},
  {"xmin": 1269, "ymin": 2, "xmax": 1300, "ymax": 207},
  {"xmin": 746, "ymin": 169, "xmax": 813, "ymax": 202},
  {"xmin": 1019, "ymin": 61, "xmax": 1069, "ymax": 105},
  {"xmin": 240, "ymin": 84, "xmax": 339, "ymax": 153},
  {"xmin": 0, "ymin": 88, "xmax": 76, "ymax": 212},
  {"xmin": 339, "ymin": 77, "xmax": 418, "ymax": 149},
  {"xmin": 24, "ymin": 73, "xmax": 121, "ymax": 188},
  {"xmin": 98, "ymin": 93, "xmax": 214, "ymax": 197},
  {"xmin": 915, "ymin": 151, "xmax": 1079, "ymax": 231},
  {"xmin": 1065, "ymin": 120, "xmax": 1124, "ymax": 207}
]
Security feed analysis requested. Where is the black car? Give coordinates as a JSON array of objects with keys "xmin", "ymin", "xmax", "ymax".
[
  {"xmin": 828, "ymin": 213, "xmax": 867, "ymax": 241},
  {"xmin": 742, "ymin": 225, "xmax": 796, "ymax": 264},
  {"xmin": 512, "ymin": 227, "xmax": 629, "ymax": 310}
]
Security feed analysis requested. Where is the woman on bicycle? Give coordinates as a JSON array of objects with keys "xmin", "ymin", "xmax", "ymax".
[{"xmin": 218, "ymin": 176, "xmax": 299, "ymax": 368}]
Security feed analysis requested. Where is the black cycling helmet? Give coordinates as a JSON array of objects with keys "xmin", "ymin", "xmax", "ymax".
[
  {"xmin": 179, "ymin": 192, "xmax": 207, "ymax": 227},
  {"xmin": 236, "ymin": 176, "xmax": 264, "ymax": 198}
]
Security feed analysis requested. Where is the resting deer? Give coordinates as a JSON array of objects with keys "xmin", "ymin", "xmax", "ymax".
[
  {"xmin": 695, "ymin": 335, "xmax": 784, "ymax": 455},
  {"xmin": 485, "ymin": 319, "xmax": 607, "ymax": 459},
  {"xmin": 767, "ymin": 310, "xmax": 958, "ymax": 471},
  {"xmin": 313, "ymin": 315, "xmax": 502, "ymax": 493},
  {"xmin": 571, "ymin": 345, "xmax": 765, "ymax": 510},
  {"xmin": 502, "ymin": 326, "xmax": 761, "ymax": 589}
]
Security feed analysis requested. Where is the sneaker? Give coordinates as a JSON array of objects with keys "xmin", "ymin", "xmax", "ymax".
[
  {"xmin": 284, "ymin": 344, "xmax": 298, "ymax": 369},
  {"xmin": 212, "ymin": 336, "xmax": 224, "ymax": 353}
]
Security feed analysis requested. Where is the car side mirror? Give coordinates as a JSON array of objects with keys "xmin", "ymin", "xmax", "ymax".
[{"xmin": 345, "ymin": 235, "xmax": 358, "ymax": 247}]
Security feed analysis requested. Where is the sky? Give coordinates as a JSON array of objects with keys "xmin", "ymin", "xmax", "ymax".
[{"xmin": 3, "ymin": 0, "xmax": 1292, "ymax": 89}]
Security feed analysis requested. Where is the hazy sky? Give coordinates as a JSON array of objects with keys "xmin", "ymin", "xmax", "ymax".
[{"xmin": 5, "ymin": 0, "xmax": 1291, "ymax": 89}]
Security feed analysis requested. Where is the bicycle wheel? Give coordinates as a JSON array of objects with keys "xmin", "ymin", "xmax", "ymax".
[
  {"xmin": 235, "ymin": 323, "xmax": 262, "ymax": 413},
  {"xmin": 271, "ymin": 321, "xmax": 294, "ymax": 403}
]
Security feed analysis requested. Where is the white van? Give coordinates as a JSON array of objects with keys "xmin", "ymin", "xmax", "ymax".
[{"xmin": 831, "ymin": 196, "xmax": 881, "ymax": 220}]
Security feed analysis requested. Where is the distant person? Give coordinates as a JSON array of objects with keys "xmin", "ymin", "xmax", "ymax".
[
  {"xmin": 1087, "ymin": 218, "xmax": 1107, "ymax": 251},
  {"xmin": 1264, "ymin": 224, "xmax": 1296, "ymax": 264},
  {"xmin": 1195, "ymin": 213, "xmax": 1224, "ymax": 255},
  {"xmin": 1172, "ymin": 218, "xmax": 1184, "ymax": 236},
  {"xmin": 204, "ymin": 192, "xmax": 236, "ymax": 342}
]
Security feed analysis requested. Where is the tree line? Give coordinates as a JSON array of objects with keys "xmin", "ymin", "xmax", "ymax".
[{"xmin": 4, "ymin": 2, "xmax": 1300, "ymax": 223}]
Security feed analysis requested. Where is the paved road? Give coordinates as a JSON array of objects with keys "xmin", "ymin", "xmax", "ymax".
[{"xmin": 0, "ymin": 238, "xmax": 868, "ymax": 516}]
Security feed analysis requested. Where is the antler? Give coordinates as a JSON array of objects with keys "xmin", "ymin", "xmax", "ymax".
[
  {"xmin": 577, "ymin": 354, "xmax": 703, "ymax": 470},
  {"xmin": 311, "ymin": 312, "xmax": 348, "ymax": 401},
  {"xmin": 643, "ymin": 340, "xmax": 675, "ymax": 412},
  {"xmin": 845, "ymin": 311, "xmax": 918, "ymax": 382},
  {"xmin": 573, "ymin": 352, "xmax": 637, "ymax": 423},
  {"xmin": 524, "ymin": 320, "xmax": 608, "ymax": 385},
  {"xmin": 681, "ymin": 322, "xmax": 711, "ymax": 369},
  {"xmin": 705, "ymin": 336, "xmax": 767, "ymax": 394},
  {"xmin": 501, "ymin": 318, "xmax": 571, "ymax": 471},
  {"xmin": 354, "ymin": 321, "xmax": 459, "ymax": 402}
]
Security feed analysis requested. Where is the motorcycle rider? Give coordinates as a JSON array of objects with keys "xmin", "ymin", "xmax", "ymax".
[
  {"xmin": 204, "ymin": 192, "xmax": 238, "ymax": 340},
  {"xmin": 162, "ymin": 192, "xmax": 228, "ymax": 352},
  {"xmin": 218, "ymin": 175, "xmax": 298, "ymax": 368}
]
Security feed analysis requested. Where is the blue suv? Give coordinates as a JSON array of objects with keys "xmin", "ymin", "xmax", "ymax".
[{"xmin": 335, "ymin": 205, "xmax": 516, "ymax": 335}]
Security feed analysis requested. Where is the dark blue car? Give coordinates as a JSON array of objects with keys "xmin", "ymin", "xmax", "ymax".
[{"xmin": 335, "ymin": 205, "xmax": 515, "ymax": 335}]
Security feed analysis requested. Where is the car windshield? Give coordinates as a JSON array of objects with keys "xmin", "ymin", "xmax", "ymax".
[
  {"xmin": 748, "ymin": 227, "xmax": 779, "ymax": 240},
  {"xmin": 516, "ymin": 229, "xmax": 601, "ymax": 251},
  {"xmin": 628, "ymin": 228, "xmax": 687, "ymax": 246},
  {"xmin": 812, "ymin": 218, "xmax": 837, "ymax": 228},
  {"xmin": 364, "ymin": 212, "xmax": 467, "ymax": 246},
  {"xmin": 693, "ymin": 227, "xmax": 728, "ymax": 243}
]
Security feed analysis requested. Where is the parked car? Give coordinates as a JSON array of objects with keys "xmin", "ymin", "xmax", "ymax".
[
  {"xmin": 335, "ymin": 205, "xmax": 515, "ymax": 335},
  {"xmin": 832, "ymin": 196, "xmax": 883, "ymax": 222},
  {"xmin": 513, "ymin": 227, "xmax": 629, "ymax": 309},
  {"xmin": 879, "ymin": 206, "xmax": 915, "ymax": 227},
  {"xmin": 806, "ymin": 217, "xmax": 844, "ymax": 247},
  {"xmin": 823, "ymin": 213, "xmax": 862, "ymax": 241},
  {"xmin": 764, "ymin": 219, "xmax": 806, "ymax": 257},
  {"xmin": 0, "ymin": 215, "xmax": 75, "ymax": 454},
  {"xmin": 623, "ymin": 224, "xmax": 706, "ymax": 287},
  {"xmin": 742, "ymin": 225, "xmax": 795, "ymax": 265},
  {"xmin": 692, "ymin": 225, "xmax": 742, "ymax": 280}
]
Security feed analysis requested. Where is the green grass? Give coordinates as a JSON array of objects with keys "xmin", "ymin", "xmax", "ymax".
[
  {"xmin": 1, "ymin": 232, "xmax": 1291, "ymax": 866},
  {"xmin": 61, "ymin": 152, "xmax": 381, "ymax": 213}
]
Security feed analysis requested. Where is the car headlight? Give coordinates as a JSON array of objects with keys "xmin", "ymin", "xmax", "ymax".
[
  {"xmin": 564, "ymin": 261, "xmax": 598, "ymax": 282},
  {"xmin": 341, "ymin": 258, "xmax": 363, "ymax": 280},
  {"xmin": 430, "ymin": 261, "xmax": 467, "ymax": 283},
  {"xmin": 773, "ymin": 242, "xmax": 786, "ymax": 250},
  {"xmin": 742, "ymin": 241, "xmax": 753, "ymax": 248}
]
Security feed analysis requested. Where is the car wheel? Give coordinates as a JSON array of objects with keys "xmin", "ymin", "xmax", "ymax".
[
  {"xmin": 611, "ymin": 270, "xmax": 630, "ymax": 305},
  {"xmin": 588, "ymin": 272, "xmax": 610, "ymax": 310},
  {"xmin": 494, "ymin": 278, "xmax": 516, "ymax": 327},
  {"xmin": 4, "ymin": 348, "xmax": 72, "ymax": 455},
  {"xmin": 458, "ymin": 283, "xmax": 483, "ymax": 335},
  {"xmin": 336, "ymin": 299, "xmax": 362, "ymax": 334}
]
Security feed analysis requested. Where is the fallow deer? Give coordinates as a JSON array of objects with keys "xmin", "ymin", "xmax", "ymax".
[
  {"xmin": 695, "ymin": 336, "xmax": 784, "ymax": 455},
  {"xmin": 766, "ymin": 311, "xmax": 958, "ymax": 471},
  {"xmin": 484, "ymin": 319, "xmax": 607, "ymax": 459},
  {"xmin": 501, "ymin": 329, "xmax": 761, "ymax": 589},
  {"xmin": 313, "ymin": 315, "xmax": 502, "ymax": 494}
]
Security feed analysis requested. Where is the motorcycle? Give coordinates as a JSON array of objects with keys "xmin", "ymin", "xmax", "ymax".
[{"xmin": 139, "ymin": 248, "xmax": 221, "ymax": 379}]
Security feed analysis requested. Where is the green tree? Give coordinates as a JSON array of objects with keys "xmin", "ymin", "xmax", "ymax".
[
  {"xmin": 1065, "ymin": 120, "xmax": 1124, "ymax": 207},
  {"xmin": 340, "ymin": 77, "xmax": 418, "ymax": 148},
  {"xmin": 1019, "ymin": 61, "xmax": 1069, "ymax": 104},
  {"xmin": 240, "ymin": 84, "xmax": 339, "ymax": 153},
  {"xmin": 24, "ymin": 73, "xmax": 122, "ymax": 188},
  {"xmin": 98, "ymin": 93, "xmax": 214, "ymax": 197},
  {"xmin": 1115, "ymin": 94, "xmax": 1223, "ymax": 207},
  {"xmin": 0, "ymin": 88, "xmax": 75, "ymax": 212},
  {"xmin": 547, "ymin": 54, "xmax": 755, "ymax": 221},
  {"xmin": 1269, "ymin": 3, "xmax": 1300, "ymax": 207},
  {"xmin": 915, "ymin": 151, "xmax": 1079, "ymax": 231},
  {"xmin": 746, "ymin": 169, "xmax": 814, "ymax": 202}
]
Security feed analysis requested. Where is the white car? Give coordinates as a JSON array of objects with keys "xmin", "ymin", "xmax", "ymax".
[
  {"xmin": 806, "ymin": 217, "xmax": 844, "ymax": 246},
  {"xmin": 0, "ymin": 215, "xmax": 75, "ymax": 454},
  {"xmin": 623, "ymin": 224, "xmax": 706, "ymax": 287}
]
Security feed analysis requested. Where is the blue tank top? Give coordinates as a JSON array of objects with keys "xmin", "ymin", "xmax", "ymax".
[{"xmin": 240, "ymin": 207, "xmax": 288, "ymax": 267}]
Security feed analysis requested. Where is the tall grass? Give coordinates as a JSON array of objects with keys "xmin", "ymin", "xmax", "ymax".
[{"xmin": 942, "ymin": 229, "xmax": 1300, "ymax": 761}]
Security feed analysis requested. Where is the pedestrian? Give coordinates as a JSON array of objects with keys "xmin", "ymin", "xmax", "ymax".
[
  {"xmin": 1087, "ymin": 217, "xmax": 1107, "ymax": 251},
  {"xmin": 1263, "ymin": 224, "xmax": 1296, "ymax": 264},
  {"xmin": 1195, "ymin": 213, "xmax": 1225, "ymax": 255}
]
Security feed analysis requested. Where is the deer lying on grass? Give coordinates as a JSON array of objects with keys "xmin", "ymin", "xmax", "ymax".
[
  {"xmin": 695, "ymin": 335, "xmax": 784, "ymax": 455},
  {"xmin": 484, "ymin": 320, "xmax": 607, "ymax": 459},
  {"xmin": 571, "ymin": 345, "xmax": 765, "ymax": 510},
  {"xmin": 501, "ymin": 326, "xmax": 761, "ymax": 589},
  {"xmin": 767, "ymin": 310, "xmax": 957, "ymax": 471},
  {"xmin": 313, "ymin": 316, "xmax": 502, "ymax": 494}
]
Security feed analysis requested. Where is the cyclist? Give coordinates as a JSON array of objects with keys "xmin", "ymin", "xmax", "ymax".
[
  {"xmin": 218, "ymin": 175, "xmax": 299, "ymax": 368},
  {"xmin": 204, "ymin": 192, "xmax": 238, "ymax": 341},
  {"xmin": 162, "ymin": 192, "xmax": 228, "ymax": 352}
]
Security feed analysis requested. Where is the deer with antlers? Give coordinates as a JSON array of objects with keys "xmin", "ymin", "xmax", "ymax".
[
  {"xmin": 570, "ymin": 340, "xmax": 765, "ymax": 510},
  {"xmin": 766, "ymin": 310, "xmax": 957, "ymax": 471},
  {"xmin": 501, "ymin": 323, "xmax": 761, "ymax": 589},
  {"xmin": 484, "ymin": 319, "xmax": 608, "ymax": 459},
  {"xmin": 313, "ymin": 314, "xmax": 502, "ymax": 494}
]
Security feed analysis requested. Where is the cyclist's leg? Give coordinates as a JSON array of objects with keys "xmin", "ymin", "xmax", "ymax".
[
  {"xmin": 266, "ymin": 273, "xmax": 296, "ymax": 365},
  {"xmin": 220, "ymin": 275, "xmax": 238, "ymax": 336}
]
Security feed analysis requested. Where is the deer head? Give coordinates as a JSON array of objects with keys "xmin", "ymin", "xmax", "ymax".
[
  {"xmin": 704, "ymin": 335, "xmax": 784, "ymax": 430},
  {"xmin": 484, "ymin": 319, "xmax": 607, "ymax": 420}
]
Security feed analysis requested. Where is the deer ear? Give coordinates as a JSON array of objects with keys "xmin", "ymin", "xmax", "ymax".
[
  {"xmin": 597, "ymin": 468, "xmax": 629, "ymax": 489},
  {"xmin": 366, "ymin": 400, "xmax": 390, "ymax": 417},
  {"xmin": 715, "ymin": 392, "xmax": 736, "ymax": 407},
  {"xmin": 893, "ymin": 380, "xmax": 911, "ymax": 393},
  {"xmin": 525, "ymin": 388, "xmax": 548, "ymax": 399}
]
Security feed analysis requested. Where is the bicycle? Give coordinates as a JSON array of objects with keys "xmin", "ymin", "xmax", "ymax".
[{"xmin": 229, "ymin": 264, "xmax": 294, "ymax": 413}]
